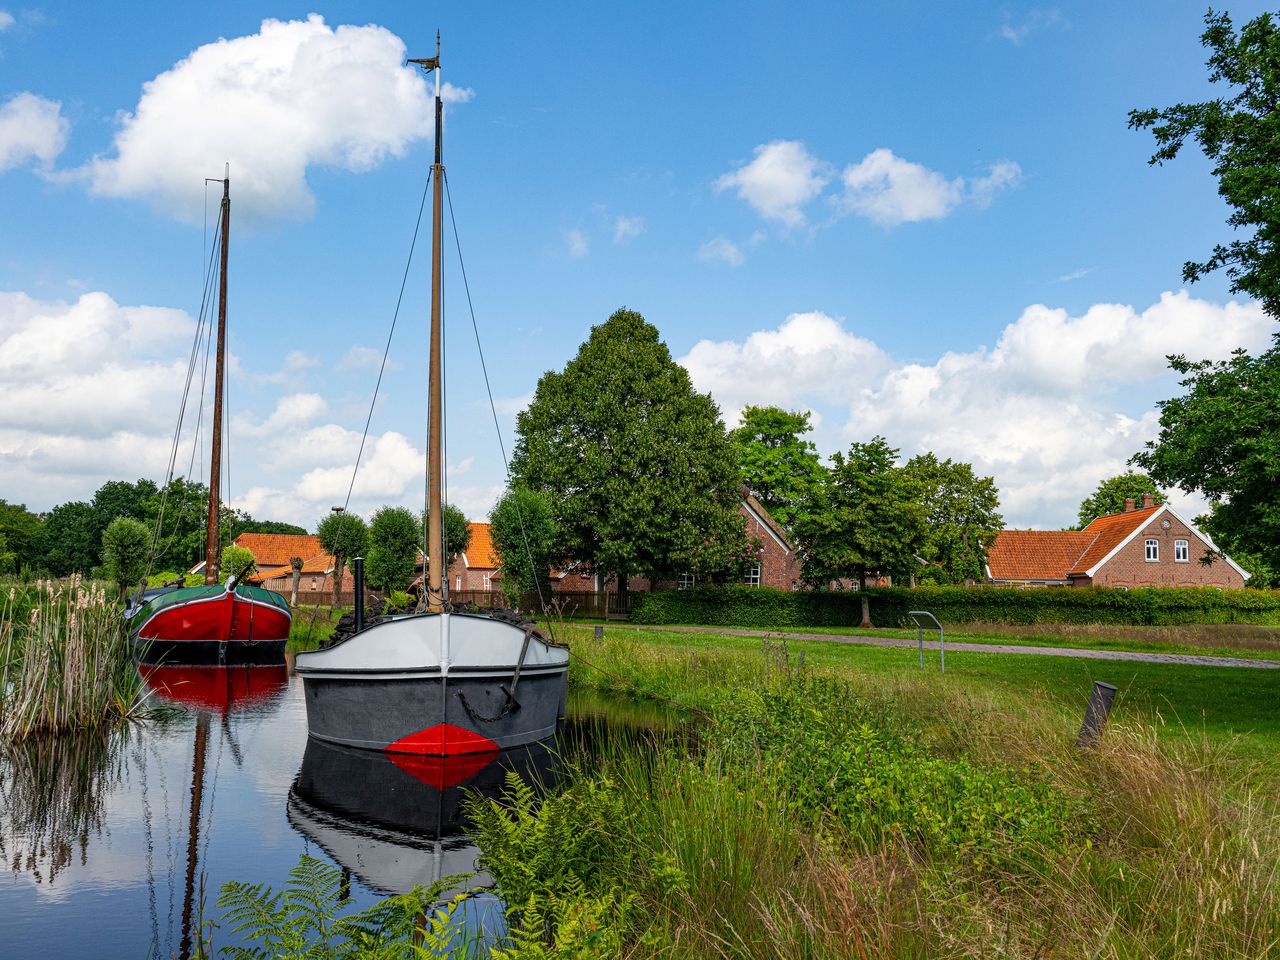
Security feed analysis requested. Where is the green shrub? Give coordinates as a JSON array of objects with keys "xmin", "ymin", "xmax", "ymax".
[{"xmin": 630, "ymin": 584, "xmax": 1280, "ymax": 628}]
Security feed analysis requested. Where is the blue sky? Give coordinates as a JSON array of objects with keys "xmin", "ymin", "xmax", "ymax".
[{"xmin": 2, "ymin": 2, "xmax": 1276, "ymax": 530}]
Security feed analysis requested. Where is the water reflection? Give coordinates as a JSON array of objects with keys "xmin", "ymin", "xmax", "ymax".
[{"xmin": 288, "ymin": 738, "xmax": 557, "ymax": 899}]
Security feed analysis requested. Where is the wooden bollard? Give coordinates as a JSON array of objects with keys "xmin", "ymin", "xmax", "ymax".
[{"xmin": 1076, "ymin": 681, "xmax": 1118, "ymax": 747}]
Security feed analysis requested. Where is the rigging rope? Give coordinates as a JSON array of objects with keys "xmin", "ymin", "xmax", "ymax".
[{"xmin": 442, "ymin": 171, "xmax": 553, "ymax": 629}]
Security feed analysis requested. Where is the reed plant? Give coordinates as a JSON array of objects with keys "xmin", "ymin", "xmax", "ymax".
[{"xmin": 0, "ymin": 577, "xmax": 147, "ymax": 740}]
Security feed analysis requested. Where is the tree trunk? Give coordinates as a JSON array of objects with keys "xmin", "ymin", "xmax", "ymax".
[
  {"xmin": 331, "ymin": 557, "xmax": 345, "ymax": 607},
  {"xmin": 289, "ymin": 557, "xmax": 303, "ymax": 606},
  {"xmin": 859, "ymin": 592, "xmax": 873, "ymax": 629}
]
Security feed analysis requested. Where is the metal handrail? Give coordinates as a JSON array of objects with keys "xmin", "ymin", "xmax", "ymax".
[{"xmin": 907, "ymin": 610, "xmax": 944, "ymax": 673}]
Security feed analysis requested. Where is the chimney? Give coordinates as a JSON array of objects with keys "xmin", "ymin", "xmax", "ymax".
[
  {"xmin": 1123, "ymin": 498, "xmax": 1136, "ymax": 512},
  {"xmin": 1141, "ymin": 493, "xmax": 1155, "ymax": 510}
]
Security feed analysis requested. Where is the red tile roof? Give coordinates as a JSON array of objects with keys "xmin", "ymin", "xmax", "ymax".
[
  {"xmin": 465, "ymin": 523, "xmax": 499, "ymax": 569},
  {"xmin": 1068, "ymin": 505, "xmax": 1161, "ymax": 575},
  {"xmin": 987, "ymin": 530, "xmax": 1095, "ymax": 581},
  {"xmin": 232, "ymin": 533, "xmax": 334, "ymax": 582}
]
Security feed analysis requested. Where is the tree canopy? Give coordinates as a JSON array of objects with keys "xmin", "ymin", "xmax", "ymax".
[
  {"xmin": 489, "ymin": 486, "xmax": 558, "ymax": 605},
  {"xmin": 439, "ymin": 504, "xmax": 472, "ymax": 569},
  {"xmin": 102, "ymin": 516, "xmax": 150, "ymax": 600},
  {"xmin": 793, "ymin": 437, "xmax": 927, "ymax": 590},
  {"xmin": 316, "ymin": 512, "xmax": 369, "ymax": 604},
  {"xmin": 1131, "ymin": 346, "xmax": 1280, "ymax": 579},
  {"xmin": 729, "ymin": 405, "xmax": 825, "ymax": 531},
  {"xmin": 903, "ymin": 453, "xmax": 1003, "ymax": 584},
  {"xmin": 1129, "ymin": 8, "xmax": 1280, "ymax": 317},
  {"xmin": 0, "ymin": 501, "xmax": 46, "ymax": 574},
  {"xmin": 1075, "ymin": 471, "xmax": 1166, "ymax": 528},
  {"xmin": 511, "ymin": 308, "xmax": 745, "ymax": 585},
  {"xmin": 366, "ymin": 506, "xmax": 421, "ymax": 593}
]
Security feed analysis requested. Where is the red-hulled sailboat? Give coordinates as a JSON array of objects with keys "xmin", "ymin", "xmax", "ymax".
[{"xmin": 130, "ymin": 173, "xmax": 292, "ymax": 666}]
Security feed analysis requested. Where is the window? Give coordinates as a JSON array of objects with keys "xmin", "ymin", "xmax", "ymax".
[
  {"xmin": 1175, "ymin": 539, "xmax": 1189, "ymax": 562},
  {"xmin": 1145, "ymin": 539, "xmax": 1159, "ymax": 562},
  {"xmin": 677, "ymin": 573, "xmax": 696, "ymax": 590},
  {"xmin": 482, "ymin": 572, "xmax": 492, "ymax": 590},
  {"xmin": 744, "ymin": 564, "xmax": 762, "ymax": 587},
  {"xmin": 455, "ymin": 575, "xmax": 462, "ymax": 589}
]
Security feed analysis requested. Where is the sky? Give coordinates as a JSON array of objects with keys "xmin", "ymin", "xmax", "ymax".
[{"xmin": 2, "ymin": 1, "xmax": 1277, "ymax": 532}]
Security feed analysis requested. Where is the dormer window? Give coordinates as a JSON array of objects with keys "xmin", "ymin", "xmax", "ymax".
[{"xmin": 1145, "ymin": 539, "xmax": 1159, "ymax": 562}]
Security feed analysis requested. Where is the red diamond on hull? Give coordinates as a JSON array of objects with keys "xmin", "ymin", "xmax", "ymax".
[{"xmin": 386, "ymin": 722, "xmax": 500, "ymax": 757}]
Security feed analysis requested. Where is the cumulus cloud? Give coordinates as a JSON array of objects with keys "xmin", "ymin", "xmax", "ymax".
[
  {"xmin": 295, "ymin": 430, "xmax": 424, "ymax": 503},
  {"xmin": 78, "ymin": 15, "xmax": 471, "ymax": 223},
  {"xmin": 0, "ymin": 92, "xmax": 69, "ymax": 172},
  {"xmin": 715, "ymin": 140, "xmax": 831, "ymax": 227},
  {"xmin": 679, "ymin": 293, "xmax": 1274, "ymax": 527},
  {"xmin": 613, "ymin": 215, "xmax": 645, "ymax": 244},
  {"xmin": 698, "ymin": 235, "xmax": 745, "ymax": 267},
  {"xmin": 234, "ymin": 392, "xmax": 327, "ymax": 437},
  {"xmin": 969, "ymin": 159, "xmax": 1023, "ymax": 208},
  {"xmin": 0, "ymin": 11, "xmax": 14, "ymax": 31},
  {"xmin": 999, "ymin": 9, "xmax": 1065, "ymax": 44}
]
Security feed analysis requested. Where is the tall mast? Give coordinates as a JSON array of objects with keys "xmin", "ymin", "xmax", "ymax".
[
  {"xmin": 412, "ymin": 35, "xmax": 445, "ymax": 611},
  {"xmin": 204, "ymin": 169, "xmax": 230, "ymax": 585}
]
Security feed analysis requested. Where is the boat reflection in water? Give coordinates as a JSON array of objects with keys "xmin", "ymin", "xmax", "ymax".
[
  {"xmin": 138, "ymin": 663, "xmax": 288, "ymax": 960},
  {"xmin": 287, "ymin": 736, "xmax": 556, "ymax": 901}
]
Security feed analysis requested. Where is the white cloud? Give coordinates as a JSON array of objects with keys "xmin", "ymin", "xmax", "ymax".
[
  {"xmin": 1053, "ymin": 266, "xmax": 1094, "ymax": 283},
  {"xmin": 838, "ymin": 148, "xmax": 965, "ymax": 225},
  {"xmin": 295, "ymin": 430, "xmax": 423, "ymax": 502},
  {"xmin": 0, "ymin": 92, "xmax": 69, "ymax": 172},
  {"xmin": 999, "ymin": 9, "xmax": 1065, "ymax": 44},
  {"xmin": 698, "ymin": 235, "xmax": 745, "ymax": 267},
  {"xmin": 715, "ymin": 140, "xmax": 830, "ymax": 227},
  {"xmin": 234, "ymin": 392, "xmax": 327, "ymax": 437},
  {"xmin": 0, "ymin": 11, "xmax": 15, "ymax": 31},
  {"xmin": 613, "ymin": 215, "xmax": 645, "ymax": 244},
  {"xmin": 679, "ymin": 293, "xmax": 1275, "ymax": 528},
  {"xmin": 969, "ymin": 160, "xmax": 1023, "ymax": 207},
  {"xmin": 78, "ymin": 15, "xmax": 470, "ymax": 223},
  {"xmin": 337, "ymin": 344, "xmax": 397, "ymax": 371},
  {"xmin": 565, "ymin": 227, "xmax": 588, "ymax": 258}
]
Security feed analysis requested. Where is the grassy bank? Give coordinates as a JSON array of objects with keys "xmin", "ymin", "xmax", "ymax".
[
  {"xmin": 459, "ymin": 627, "xmax": 1280, "ymax": 958},
  {"xmin": 0, "ymin": 578, "xmax": 147, "ymax": 740}
]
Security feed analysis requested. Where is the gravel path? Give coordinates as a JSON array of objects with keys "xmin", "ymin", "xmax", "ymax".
[{"xmin": 619, "ymin": 624, "xmax": 1280, "ymax": 670}]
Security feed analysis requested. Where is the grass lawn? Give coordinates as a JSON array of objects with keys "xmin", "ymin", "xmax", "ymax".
[{"xmin": 576, "ymin": 623, "xmax": 1280, "ymax": 768}]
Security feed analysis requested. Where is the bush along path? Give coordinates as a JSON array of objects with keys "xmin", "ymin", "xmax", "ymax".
[{"xmin": 616, "ymin": 623, "xmax": 1280, "ymax": 669}]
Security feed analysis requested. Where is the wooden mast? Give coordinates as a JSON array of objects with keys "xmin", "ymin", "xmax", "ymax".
[
  {"xmin": 204, "ymin": 169, "xmax": 230, "ymax": 585},
  {"xmin": 413, "ymin": 36, "xmax": 446, "ymax": 611}
]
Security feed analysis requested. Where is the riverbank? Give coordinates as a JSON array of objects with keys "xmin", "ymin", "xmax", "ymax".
[{"xmin": 457, "ymin": 624, "xmax": 1280, "ymax": 957}]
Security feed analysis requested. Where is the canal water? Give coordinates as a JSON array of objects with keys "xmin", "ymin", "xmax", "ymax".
[{"xmin": 0, "ymin": 667, "xmax": 673, "ymax": 957}]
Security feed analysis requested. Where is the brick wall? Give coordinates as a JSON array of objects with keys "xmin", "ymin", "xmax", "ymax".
[{"xmin": 1087, "ymin": 512, "xmax": 1246, "ymax": 588}]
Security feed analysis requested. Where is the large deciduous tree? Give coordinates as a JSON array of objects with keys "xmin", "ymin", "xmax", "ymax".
[
  {"xmin": 41, "ymin": 501, "xmax": 98, "ymax": 577},
  {"xmin": 366, "ymin": 506, "xmax": 422, "ymax": 593},
  {"xmin": 793, "ymin": 437, "xmax": 926, "ymax": 626},
  {"xmin": 316, "ymin": 512, "xmax": 369, "ymax": 606},
  {"xmin": 489, "ymin": 486, "xmax": 558, "ymax": 606},
  {"xmin": 729, "ymin": 405, "xmax": 826, "ymax": 531},
  {"xmin": 1075, "ymin": 471, "xmax": 1166, "ymax": 528},
  {"xmin": 0, "ymin": 500, "xmax": 46, "ymax": 574},
  {"xmin": 439, "ymin": 504, "xmax": 472, "ymax": 569},
  {"xmin": 903, "ymin": 453, "xmax": 1003, "ymax": 584},
  {"xmin": 1131, "ymin": 347, "xmax": 1280, "ymax": 579},
  {"xmin": 511, "ymin": 308, "xmax": 745, "ymax": 587},
  {"xmin": 1130, "ymin": 9, "xmax": 1280, "ymax": 316}
]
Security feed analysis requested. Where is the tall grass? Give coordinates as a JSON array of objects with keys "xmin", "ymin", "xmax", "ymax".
[
  {"xmin": 467, "ymin": 627, "xmax": 1280, "ymax": 958},
  {"xmin": 0, "ymin": 577, "xmax": 147, "ymax": 740}
]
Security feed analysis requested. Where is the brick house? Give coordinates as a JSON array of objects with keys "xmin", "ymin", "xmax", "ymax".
[
  {"xmin": 445, "ymin": 523, "xmax": 502, "ymax": 592},
  {"xmin": 986, "ymin": 494, "xmax": 1249, "ymax": 588},
  {"xmin": 192, "ymin": 532, "xmax": 354, "ymax": 595}
]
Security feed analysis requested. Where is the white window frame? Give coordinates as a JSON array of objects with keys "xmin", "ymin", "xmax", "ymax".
[
  {"xmin": 677, "ymin": 573, "xmax": 696, "ymax": 590},
  {"xmin": 482, "ymin": 572, "xmax": 492, "ymax": 590},
  {"xmin": 1144, "ymin": 539, "xmax": 1159, "ymax": 562},
  {"xmin": 455, "ymin": 575, "xmax": 462, "ymax": 590},
  {"xmin": 744, "ymin": 564, "xmax": 762, "ymax": 587},
  {"xmin": 1174, "ymin": 539, "xmax": 1189, "ymax": 563}
]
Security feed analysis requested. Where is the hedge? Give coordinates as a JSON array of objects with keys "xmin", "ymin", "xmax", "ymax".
[{"xmin": 629, "ymin": 584, "xmax": 1280, "ymax": 629}]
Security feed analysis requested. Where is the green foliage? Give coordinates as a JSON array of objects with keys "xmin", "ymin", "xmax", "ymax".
[
  {"xmin": 146, "ymin": 570, "xmax": 204, "ymax": 587},
  {"xmin": 728, "ymin": 405, "xmax": 825, "ymax": 530},
  {"xmin": 440, "ymin": 503, "xmax": 471, "ymax": 568},
  {"xmin": 713, "ymin": 681, "xmax": 1082, "ymax": 867},
  {"xmin": 220, "ymin": 545, "xmax": 256, "ymax": 583},
  {"xmin": 0, "ymin": 500, "xmax": 46, "ymax": 574},
  {"xmin": 213, "ymin": 853, "xmax": 468, "ymax": 959},
  {"xmin": 630, "ymin": 583, "xmax": 1280, "ymax": 628},
  {"xmin": 1132, "ymin": 346, "xmax": 1280, "ymax": 580},
  {"xmin": 227, "ymin": 513, "xmax": 308, "ymax": 538},
  {"xmin": 511, "ymin": 307, "xmax": 746, "ymax": 585},
  {"xmin": 1076, "ymin": 471, "xmax": 1165, "ymax": 528},
  {"xmin": 903, "ymin": 453, "xmax": 1003, "ymax": 583},
  {"xmin": 0, "ymin": 531, "xmax": 14, "ymax": 576},
  {"xmin": 489, "ymin": 486, "xmax": 558, "ymax": 605},
  {"xmin": 40, "ymin": 501, "xmax": 97, "ymax": 576},
  {"xmin": 793, "ymin": 437, "xmax": 926, "ymax": 586},
  {"xmin": 316, "ymin": 512, "xmax": 369, "ymax": 603},
  {"xmin": 101, "ymin": 516, "xmax": 150, "ymax": 599},
  {"xmin": 366, "ymin": 505, "xmax": 421, "ymax": 592},
  {"xmin": 1129, "ymin": 8, "xmax": 1280, "ymax": 315}
]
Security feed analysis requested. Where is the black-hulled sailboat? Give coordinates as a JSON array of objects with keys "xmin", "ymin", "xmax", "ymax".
[
  {"xmin": 294, "ymin": 38, "xmax": 569, "ymax": 756},
  {"xmin": 129, "ymin": 173, "xmax": 292, "ymax": 666}
]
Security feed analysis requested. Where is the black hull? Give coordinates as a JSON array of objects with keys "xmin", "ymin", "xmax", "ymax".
[
  {"xmin": 135, "ymin": 638, "xmax": 287, "ymax": 667},
  {"xmin": 301, "ymin": 668, "xmax": 567, "ymax": 753}
]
